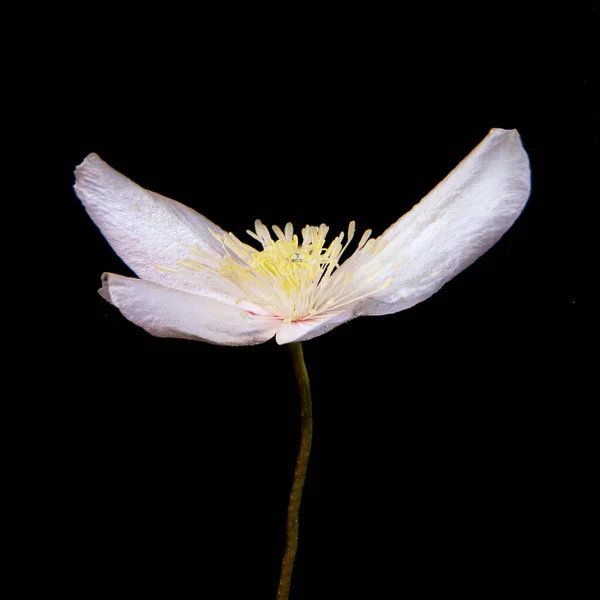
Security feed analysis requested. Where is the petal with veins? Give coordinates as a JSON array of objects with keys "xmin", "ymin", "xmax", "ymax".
[
  {"xmin": 101, "ymin": 273, "xmax": 281, "ymax": 346},
  {"xmin": 74, "ymin": 154, "xmax": 229, "ymax": 294},
  {"xmin": 354, "ymin": 128, "xmax": 531, "ymax": 316}
]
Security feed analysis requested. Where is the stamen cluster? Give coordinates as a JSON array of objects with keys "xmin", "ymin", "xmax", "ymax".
[{"xmin": 177, "ymin": 220, "xmax": 391, "ymax": 321}]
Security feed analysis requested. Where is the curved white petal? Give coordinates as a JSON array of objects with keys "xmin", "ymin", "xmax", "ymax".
[
  {"xmin": 354, "ymin": 128, "xmax": 531, "ymax": 316},
  {"xmin": 101, "ymin": 273, "xmax": 281, "ymax": 346},
  {"xmin": 275, "ymin": 311, "xmax": 354, "ymax": 345},
  {"xmin": 74, "ymin": 154, "xmax": 229, "ymax": 294}
]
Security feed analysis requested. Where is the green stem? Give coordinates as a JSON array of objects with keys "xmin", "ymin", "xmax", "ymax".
[{"xmin": 277, "ymin": 342, "xmax": 313, "ymax": 600}]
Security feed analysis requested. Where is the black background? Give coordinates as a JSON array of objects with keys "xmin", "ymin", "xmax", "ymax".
[{"xmin": 23, "ymin": 6, "xmax": 588, "ymax": 599}]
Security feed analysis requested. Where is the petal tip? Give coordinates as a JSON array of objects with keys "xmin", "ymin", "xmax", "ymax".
[
  {"xmin": 98, "ymin": 272, "xmax": 113, "ymax": 304},
  {"xmin": 75, "ymin": 152, "xmax": 102, "ymax": 174},
  {"xmin": 73, "ymin": 153, "xmax": 103, "ymax": 193},
  {"xmin": 488, "ymin": 127, "xmax": 515, "ymax": 138},
  {"xmin": 489, "ymin": 127, "xmax": 523, "ymax": 143},
  {"xmin": 487, "ymin": 128, "xmax": 528, "ymax": 168}
]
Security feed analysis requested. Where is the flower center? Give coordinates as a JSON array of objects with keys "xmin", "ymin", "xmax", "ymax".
[{"xmin": 172, "ymin": 220, "xmax": 391, "ymax": 322}]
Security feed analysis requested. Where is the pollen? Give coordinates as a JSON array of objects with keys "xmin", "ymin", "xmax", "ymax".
[{"xmin": 173, "ymin": 220, "xmax": 392, "ymax": 321}]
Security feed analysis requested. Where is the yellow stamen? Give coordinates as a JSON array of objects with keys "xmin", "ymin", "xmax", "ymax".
[{"xmin": 172, "ymin": 220, "xmax": 392, "ymax": 321}]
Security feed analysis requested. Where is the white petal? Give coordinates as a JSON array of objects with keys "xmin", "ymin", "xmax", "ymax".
[
  {"xmin": 275, "ymin": 311, "xmax": 354, "ymax": 345},
  {"xmin": 101, "ymin": 273, "xmax": 280, "ymax": 346},
  {"xmin": 355, "ymin": 128, "xmax": 530, "ymax": 316},
  {"xmin": 74, "ymin": 154, "xmax": 228, "ymax": 294}
]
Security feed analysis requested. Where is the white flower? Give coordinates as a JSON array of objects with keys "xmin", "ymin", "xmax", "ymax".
[{"xmin": 74, "ymin": 128, "xmax": 530, "ymax": 346}]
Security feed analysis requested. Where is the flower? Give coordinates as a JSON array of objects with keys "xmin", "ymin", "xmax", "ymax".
[{"xmin": 74, "ymin": 128, "xmax": 530, "ymax": 346}]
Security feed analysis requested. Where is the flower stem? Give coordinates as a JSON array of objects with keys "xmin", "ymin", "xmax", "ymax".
[{"xmin": 277, "ymin": 342, "xmax": 313, "ymax": 600}]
